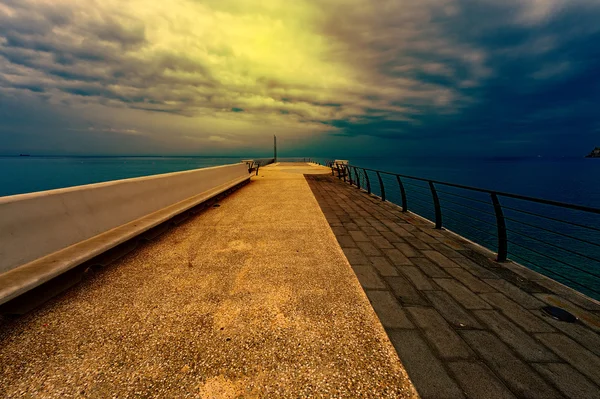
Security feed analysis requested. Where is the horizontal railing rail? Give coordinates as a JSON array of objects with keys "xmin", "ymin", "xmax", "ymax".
[{"xmin": 331, "ymin": 162, "xmax": 600, "ymax": 300}]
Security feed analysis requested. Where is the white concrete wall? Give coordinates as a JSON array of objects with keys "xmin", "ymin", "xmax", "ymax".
[{"xmin": 0, "ymin": 163, "xmax": 249, "ymax": 275}]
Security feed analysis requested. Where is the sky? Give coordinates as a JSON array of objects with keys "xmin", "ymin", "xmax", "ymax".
[{"xmin": 1, "ymin": 0, "xmax": 599, "ymax": 157}]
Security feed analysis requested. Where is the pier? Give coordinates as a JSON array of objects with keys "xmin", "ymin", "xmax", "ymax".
[{"xmin": 1, "ymin": 162, "xmax": 600, "ymax": 398}]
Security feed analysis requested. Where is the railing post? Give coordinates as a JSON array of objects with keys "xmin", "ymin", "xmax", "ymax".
[
  {"xmin": 342, "ymin": 165, "xmax": 347, "ymax": 183},
  {"xmin": 336, "ymin": 164, "xmax": 342, "ymax": 179},
  {"xmin": 491, "ymin": 193, "xmax": 508, "ymax": 262},
  {"xmin": 353, "ymin": 166, "xmax": 361, "ymax": 190},
  {"xmin": 429, "ymin": 181, "xmax": 442, "ymax": 229},
  {"xmin": 376, "ymin": 171, "xmax": 386, "ymax": 201},
  {"xmin": 396, "ymin": 176, "xmax": 407, "ymax": 212},
  {"xmin": 363, "ymin": 169, "xmax": 371, "ymax": 194},
  {"xmin": 347, "ymin": 166, "xmax": 353, "ymax": 185}
]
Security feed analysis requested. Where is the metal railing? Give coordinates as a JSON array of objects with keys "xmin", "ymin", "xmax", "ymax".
[{"xmin": 331, "ymin": 163, "xmax": 600, "ymax": 300}]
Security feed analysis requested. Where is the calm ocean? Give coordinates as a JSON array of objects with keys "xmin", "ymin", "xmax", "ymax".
[
  {"xmin": 2, "ymin": 155, "xmax": 599, "ymax": 299},
  {"xmin": 2, "ymin": 155, "xmax": 599, "ymax": 204}
]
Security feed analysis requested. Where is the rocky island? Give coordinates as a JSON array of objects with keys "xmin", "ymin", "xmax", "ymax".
[{"xmin": 585, "ymin": 147, "xmax": 600, "ymax": 158}]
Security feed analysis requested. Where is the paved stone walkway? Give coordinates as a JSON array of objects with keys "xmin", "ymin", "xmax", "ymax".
[{"xmin": 306, "ymin": 173, "xmax": 600, "ymax": 399}]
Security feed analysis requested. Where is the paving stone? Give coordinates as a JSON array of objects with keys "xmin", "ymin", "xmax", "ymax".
[
  {"xmin": 424, "ymin": 291, "xmax": 482, "ymax": 329},
  {"xmin": 387, "ymin": 330, "xmax": 465, "ymax": 399},
  {"xmin": 348, "ymin": 230, "xmax": 370, "ymax": 242},
  {"xmin": 354, "ymin": 218, "xmax": 370, "ymax": 227},
  {"xmin": 411, "ymin": 257, "xmax": 449, "ymax": 278},
  {"xmin": 423, "ymin": 250, "xmax": 460, "ymax": 268},
  {"xmin": 331, "ymin": 226, "xmax": 348, "ymax": 236},
  {"xmin": 448, "ymin": 361, "xmax": 517, "ymax": 399},
  {"xmin": 342, "ymin": 247, "xmax": 369, "ymax": 265},
  {"xmin": 541, "ymin": 315, "xmax": 600, "ymax": 356},
  {"xmin": 445, "ymin": 267, "xmax": 496, "ymax": 293},
  {"xmin": 461, "ymin": 331, "xmax": 562, "ymax": 399},
  {"xmin": 437, "ymin": 237, "xmax": 466, "ymax": 250},
  {"xmin": 404, "ymin": 236, "xmax": 432, "ymax": 250},
  {"xmin": 504, "ymin": 262, "xmax": 549, "ymax": 282},
  {"xmin": 360, "ymin": 226, "xmax": 381, "ymax": 236},
  {"xmin": 400, "ymin": 223, "xmax": 420, "ymax": 232},
  {"xmin": 479, "ymin": 293, "xmax": 554, "ymax": 333},
  {"xmin": 366, "ymin": 290, "xmax": 414, "ymax": 329},
  {"xmin": 369, "ymin": 257, "xmax": 398, "ymax": 277},
  {"xmin": 399, "ymin": 266, "xmax": 436, "ymax": 290},
  {"xmin": 483, "ymin": 279, "xmax": 544, "ymax": 309},
  {"xmin": 413, "ymin": 232, "xmax": 439, "ymax": 244},
  {"xmin": 383, "ymin": 248, "xmax": 413, "ymax": 266},
  {"xmin": 473, "ymin": 310, "xmax": 558, "ymax": 362},
  {"xmin": 484, "ymin": 265, "xmax": 549, "ymax": 295},
  {"xmin": 380, "ymin": 231, "xmax": 404, "ymax": 243},
  {"xmin": 326, "ymin": 215, "xmax": 342, "ymax": 224},
  {"xmin": 381, "ymin": 219, "xmax": 401, "ymax": 229},
  {"xmin": 454, "ymin": 257, "xmax": 500, "ymax": 279},
  {"xmin": 407, "ymin": 307, "xmax": 472, "ymax": 359},
  {"xmin": 430, "ymin": 243, "xmax": 463, "ymax": 258},
  {"xmin": 535, "ymin": 277, "xmax": 600, "ymax": 312},
  {"xmin": 386, "ymin": 276, "xmax": 429, "ymax": 306},
  {"xmin": 352, "ymin": 265, "xmax": 387, "ymax": 289},
  {"xmin": 393, "ymin": 242, "xmax": 421, "ymax": 257},
  {"xmin": 434, "ymin": 279, "xmax": 492, "ymax": 309},
  {"xmin": 339, "ymin": 214, "xmax": 352, "ymax": 223},
  {"xmin": 343, "ymin": 222, "xmax": 359, "ymax": 230},
  {"xmin": 370, "ymin": 222, "xmax": 390, "ymax": 232},
  {"xmin": 425, "ymin": 228, "xmax": 445, "ymax": 238},
  {"xmin": 532, "ymin": 363, "xmax": 600, "ymax": 399},
  {"xmin": 356, "ymin": 241, "xmax": 382, "ymax": 256},
  {"xmin": 336, "ymin": 235, "xmax": 356, "ymax": 248},
  {"xmin": 535, "ymin": 333, "xmax": 600, "ymax": 383},
  {"xmin": 391, "ymin": 226, "xmax": 415, "ymax": 237},
  {"xmin": 369, "ymin": 235, "xmax": 395, "ymax": 249}
]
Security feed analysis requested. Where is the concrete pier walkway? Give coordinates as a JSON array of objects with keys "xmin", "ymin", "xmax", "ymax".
[
  {"xmin": 306, "ymin": 173, "xmax": 600, "ymax": 399},
  {"xmin": 0, "ymin": 164, "xmax": 417, "ymax": 398}
]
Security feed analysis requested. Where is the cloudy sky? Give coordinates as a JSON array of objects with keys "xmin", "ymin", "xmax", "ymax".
[{"xmin": 1, "ymin": 0, "xmax": 599, "ymax": 157}]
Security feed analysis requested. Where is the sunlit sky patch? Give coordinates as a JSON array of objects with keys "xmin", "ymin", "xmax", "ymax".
[{"xmin": 1, "ymin": 0, "xmax": 599, "ymax": 156}]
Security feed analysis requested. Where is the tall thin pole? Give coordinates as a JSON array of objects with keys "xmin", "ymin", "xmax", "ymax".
[{"xmin": 274, "ymin": 135, "xmax": 277, "ymax": 162}]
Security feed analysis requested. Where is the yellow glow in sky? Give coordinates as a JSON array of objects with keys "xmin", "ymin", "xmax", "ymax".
[{"xmin": 0, "ymin": 0, "xmax": 518, "ymax": 153}]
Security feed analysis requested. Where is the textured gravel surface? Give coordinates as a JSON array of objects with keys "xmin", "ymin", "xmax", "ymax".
[{"xmin": 0, "ymin": 164, "xmax": 418, "ymax": 398}]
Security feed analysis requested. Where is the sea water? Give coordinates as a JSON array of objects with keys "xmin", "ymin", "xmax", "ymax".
[{"xmin": 2, "ymin": 155, "xmax": 599, "ymax": 299}]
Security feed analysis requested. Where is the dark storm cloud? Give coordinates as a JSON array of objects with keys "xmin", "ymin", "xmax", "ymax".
[
  {"xmin": 0, "ymin": 1, "xmax": 221, "ymax": 118},
  {"xmin": 317, "ymin": 0, "xmax": 600, "ymax": 154}
]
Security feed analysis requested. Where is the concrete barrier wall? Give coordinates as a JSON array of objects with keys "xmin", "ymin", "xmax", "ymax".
[{"xmin": 0, "ymin": 163, "xmax": 249, "ymax": 275}]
